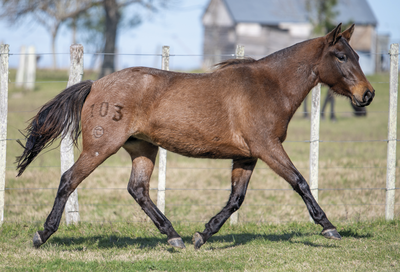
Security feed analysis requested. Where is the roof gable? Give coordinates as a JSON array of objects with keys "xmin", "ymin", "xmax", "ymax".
[{"xmin": 203, "ymin": 0, "xmax": 234, "ymax": 27}]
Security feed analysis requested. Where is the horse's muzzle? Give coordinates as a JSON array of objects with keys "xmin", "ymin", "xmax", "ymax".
[{"xmin": 354, "ymin": 90, "xmax": 375, "ymax": 107}]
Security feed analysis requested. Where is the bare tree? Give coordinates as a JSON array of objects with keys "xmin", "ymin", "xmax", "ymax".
[
  {"xmin": 0, "ymin": 0, "xmax": 96, "ymax": 68},
  {"xmin": 97, "ymin": 0, "xmax": 172, "ymax": 78},
  {"xmin": 0, "ymin": 0, "xmax": 174, "ymax": 72},
  {"xmin": 101, "ymin": 0, "xmax": 121, "ymax": 77}
]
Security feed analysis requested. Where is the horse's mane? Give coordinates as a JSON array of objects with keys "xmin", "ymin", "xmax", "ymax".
[{"xmin": 214, "ymin": 57, "xmax": 257, "ymax": 70}]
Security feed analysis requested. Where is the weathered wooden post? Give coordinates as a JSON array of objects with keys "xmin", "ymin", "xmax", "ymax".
[
  {"xmin": 230, "ymin": 45, "xmax": 245, "ymax": 225},
  {"xmin": 63, "ymin": 44, "xmax": 84, "ymax": 225},
  {"xmin": 309, "ymin": 84, "xmax": 321, "ymax": 222},
  {"xmin": 0, "ymin": 44, "xmax": 9, "ymax": 225},
  {"xmin": 157, "ymin": 46, "xmax": 169, "ymax": 214},
  {"xmin": 385, "ymin": 43, "xmax": 399, "ymax": 220}
]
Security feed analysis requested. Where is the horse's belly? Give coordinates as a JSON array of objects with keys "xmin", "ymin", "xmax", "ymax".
[
  {"xmin": 166, "ymin": 141, "xmax": 251, "ymax": 159},
  {"xmin": 170, "ymin": 140, "xmax": 250, "ymax": 159},
  {"xmin": 138, "ymin": 128, "xmax": 251, "ymax": 159}
]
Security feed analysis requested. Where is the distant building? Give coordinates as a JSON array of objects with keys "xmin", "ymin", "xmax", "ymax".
[{"xmin": 202, "ymin": 0, "xmax": 387, "ymax": 74}]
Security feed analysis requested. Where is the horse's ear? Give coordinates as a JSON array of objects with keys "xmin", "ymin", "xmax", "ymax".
[
  {"xmin": 342, "ymin": 24, "xmax": 355, "ymax": 42},
  {"xmin": 326, "ymin": 23, "xmax": 342, "ymax": 45}
]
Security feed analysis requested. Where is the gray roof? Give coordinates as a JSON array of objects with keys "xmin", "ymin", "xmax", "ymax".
[
  {"xmin": 335, "ymin": 0, "xmax": 377, "ymax": 26},
  {"xmin": 223, "ymin": 0, "xmax": 309, "ymax": 24},
  {"xmin": 223, "ymin": 0, "xmax": 377, "ymax": 26}
]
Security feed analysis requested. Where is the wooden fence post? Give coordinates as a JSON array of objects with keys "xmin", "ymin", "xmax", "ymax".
[
  {"xmin": 157, "ymin": 46, "xmax": 169, "ymax": 214},
  {"xmin": 309, "ymin": 84, "xmax": 321, "ymax": 222},
  {"xmin": 230, "ymin": 45, "xmax": 245, "ymax": 225},
  {"xmin": 63, "ymin": 44, "xmax": 84, "ymax": 225},
  {"xmin": 385, "ymin": 43, "xmax": 399, "ymax": 220},
  {"xmin": 0, "ymin": 44, "xmax": 9, "ymax": 225}
]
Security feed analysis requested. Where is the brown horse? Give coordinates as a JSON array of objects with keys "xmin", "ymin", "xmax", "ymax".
[{"xmin": 16, "ymin": 24, "xmax": 374, "ymax": 250}]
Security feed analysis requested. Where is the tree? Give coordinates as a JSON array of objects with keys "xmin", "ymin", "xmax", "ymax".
[
  {"xmin": 306, "ymin": 0, "xmax": 338, "ymax": 36},
  {"xmin": 99, "ymin": 0, "xmax": 173, "ymax": 77},
  {"xmin": 0, "ymin": 0, "xmax": 173, "ymax": 73},
  {"xmin": 303, "ymin": 0, "xmax": 339, "ymax": 118},
  {"xmin": 0, "ymin": 0, "xmax": 95, "ymax": 68}
]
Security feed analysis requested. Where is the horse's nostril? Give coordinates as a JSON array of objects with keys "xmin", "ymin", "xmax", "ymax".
[{"xmin": 363, "ymin": 90, "xmax": 373, "ymax": 103}]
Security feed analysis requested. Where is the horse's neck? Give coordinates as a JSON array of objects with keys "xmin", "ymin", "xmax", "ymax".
[{"xmin": 260, "ymin": 38, "xmax": 323, "ymax": 110}]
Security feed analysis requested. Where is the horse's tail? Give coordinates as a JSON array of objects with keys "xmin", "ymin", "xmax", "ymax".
[{"xmin": 16, "ymin": 80, "xmax": 94, "ymax": 177}]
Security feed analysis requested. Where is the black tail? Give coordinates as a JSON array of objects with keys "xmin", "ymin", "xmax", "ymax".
[{"xmin": 16, "ymin": 80, "xmax": 94, "ymax": 177}]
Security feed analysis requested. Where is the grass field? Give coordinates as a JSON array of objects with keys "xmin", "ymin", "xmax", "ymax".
[
  {"xmin": 1, "ymin": 68, "xmax": 399, "ymax": 270},
  {"xmin": 1, "ymin": 220, "xmax": 399, "ymax": 271}
]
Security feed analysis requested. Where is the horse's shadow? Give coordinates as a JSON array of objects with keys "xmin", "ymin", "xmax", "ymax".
[
  {"xmin": 206, "ymin": 229, "xmax": 372, "ymax": 250},
  {"xmin": 49, "ymin": 229, "xmax": 372, "ymax": 250},
  {"xmin": 51, "ymin": 235, "xmax": 168, "ymax": 250}
]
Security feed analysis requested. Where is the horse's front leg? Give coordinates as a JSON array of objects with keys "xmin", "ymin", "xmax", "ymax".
[
  {"xmin": 258, "ymin": 141, "xmax": 341, "ymax": 240},
  {"xmin": 193, "ymin": 158, "xmax": 257, "ymax": 249}
]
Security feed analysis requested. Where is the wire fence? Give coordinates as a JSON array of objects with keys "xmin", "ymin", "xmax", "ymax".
[{"xmin": 0, "ymin": 43, "xmax": 399, "ymax": 225}]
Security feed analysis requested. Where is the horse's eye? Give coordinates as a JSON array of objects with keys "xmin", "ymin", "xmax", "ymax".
[{"xmin": 337, "ymin": 55, "xmax": 347, "ymax": 62}]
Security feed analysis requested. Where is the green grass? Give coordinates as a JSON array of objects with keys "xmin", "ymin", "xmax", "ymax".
[{"xmin": 0, "ymin": 220, "xmax": 399, "ymax": 271}]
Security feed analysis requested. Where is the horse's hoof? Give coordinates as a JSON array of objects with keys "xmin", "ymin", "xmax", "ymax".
[
  {"xmin": 168, "ymin": 237, "xmax": 186, "ymax": 249},
  {"xmin": 192, "ymin": 232, "xmax": 205, "ymax": 250},
  {"xmin": 33, "ymin": 231, "xmax": 44, "ymax": 248},
  {"xmin": 321, "ymin": 229, "xmax": 342, "ymax": 240}
]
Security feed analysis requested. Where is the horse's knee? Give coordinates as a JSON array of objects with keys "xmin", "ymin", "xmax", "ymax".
[
  {"xmin": 293, "ymin": 177, "xmax": 310, "ymax": 195},
  {"xmin": 127, "ymin": 182, "xmax": 148, "ymax": 205}
]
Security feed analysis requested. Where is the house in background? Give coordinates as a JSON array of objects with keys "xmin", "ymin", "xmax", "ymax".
[{"xmin": 202, "ymin": 0, "xmax": 387, "ymax": 74}]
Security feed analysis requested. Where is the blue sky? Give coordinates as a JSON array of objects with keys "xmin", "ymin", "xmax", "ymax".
[{"xmin": 0, "ymin": 0, "xmax": 399, "ymax": 70}]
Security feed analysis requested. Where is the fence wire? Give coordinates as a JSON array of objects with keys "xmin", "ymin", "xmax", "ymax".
[{"xmin": 2, "ymin": 50, "xmax": 399, "ymax": 223}]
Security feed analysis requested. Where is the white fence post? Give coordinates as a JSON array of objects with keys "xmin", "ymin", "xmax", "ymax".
[
  {"xmin": 385, "ymin": 43, "xmax": 399, "ymax": 221},
  {"xmin": 0, "ymin": 44, "xmax": 9, "ymax": 225},
  {"xmin": 235, "ymin": 45, "xmax": 244, "ymax": 59},
  {"xmin": 25, "ymin": 46, "xmax": 36, "ymax": 91},
  {"xmin": 230, "ymin": 45, "xmax": 245, "ymax": 225},
  {"xmin": 309, "ymin": 84, "xmax": 321, "ymax": 222},
  {"xmin": 157, "ymin": 46, "xmax": 169, "ymax": 214},
  {"xmin": 63, "ymin": 44, "xmax": 84, "ymax": 225},
  {"xmin": 15, "ymin": 46, "xmax": 26, "ymax": 88}
]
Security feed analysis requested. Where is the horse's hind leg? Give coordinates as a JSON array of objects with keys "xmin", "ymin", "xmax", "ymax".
[
  {"xmin": 33, "ymin": 141, "xmax": 124, "ymax": 248},
  {"xmin": 193, "ymin": 158, "xmax": 257, "ymax": 249},
  {"xmin": 123, "ymin": 140, "xmax": 185, "ymax": 249}
]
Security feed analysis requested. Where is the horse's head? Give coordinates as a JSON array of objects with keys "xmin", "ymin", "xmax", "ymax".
[{"xmin": 318, "ymin": 23, "xmax": 375, "ymax": 107}]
